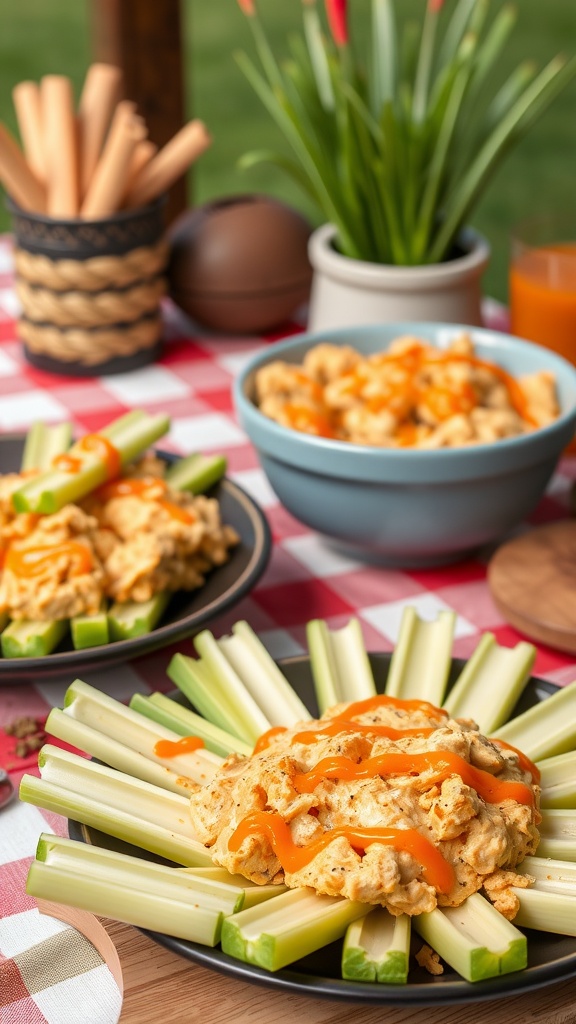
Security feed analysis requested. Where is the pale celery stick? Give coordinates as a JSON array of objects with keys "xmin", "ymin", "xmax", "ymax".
[
  {"xmin": 413, "ymin": 893, "xmax": 527, "ymax": 982},
  {"xmin": 442, "ymin": 632, "xmax": 535, "ymax": 732},
  {"xmin": 180, "ymin": 867, "xmax": 287, "ymax": 908},
  {"xmin": 518, "ymin": 855, "xmax": 576, "ymax": 894},
  {"xmin": 61, "ymin": 678, "xmax": 222, "ymax": 783},
  {"xmin": 12, "ymin": 412, "xmax": 170, "ymax": 514},
  {"xmin": 70, "ymin": 604, "xmax": 110, "ymax": 650},
  {"xmin": 164, "ymin": 452, "xmax": 227, "ymax": 493},
  {"xmin": 45, "ymin": 709, "xmax": 198, "ymax": 797},
  {"xmin": 129, "ymin": 692, "xmax": 252, "ymax": 758},
  {"xmin": 108, "ymin": 592, "xmax": 170, "ymax": 641},
  {"xmin": 221, "ymin": 887, "xmax": 371, "ymax": 972},
  {"xmin": 492, "ymin": 679, "xmax": 576, "ymax": 761},
  {"xmin": 217, "ymin": 620, "xmax": 311, "ymax": 725},
  {"xmin": 538, "ymin": 750, "xmax": 576, "ymax": 809},
  {"xmin": 27, "ymin": 836, "xmax": 223, "ymax": 945},
  {"xmin": 342, "ymin": 909, "xmax": 410, "ymax": 984},
  {"xmin": 306, "ymin": 617, "xmax": 376, "ymax": 714},
  {"xmin": 385, "ymin": 607, "xmax": 456, "ymax": 705},
  {"xmin": 34, "ymin": 833, "xmax": 244, "ymax": 914},
  {"xmin": 19, "ymin": 745, "xmax": 211, "ymax": 866},
  {"xmin": 21, "ymin": 421, "xmax": 73, "ymax": 472},
  {"xmin": 168, "ymin": 653, "xmax": 253, "ymax": 742},
  {"xmin": 538, "ymin": 809, "xmax": 576, "ymax": 861},
  {"xmin": 1, "ymin": 618, "xmax": 68, "ymax": 658},
  {"xmin": 512, "ymin": 888, "xmax": 576, "ymax": 936},
  {"xmin": 192, "ymin": 630, "xmax": 271, "ymax": 743}
]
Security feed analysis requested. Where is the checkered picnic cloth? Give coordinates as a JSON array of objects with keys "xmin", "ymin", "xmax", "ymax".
[{"xmin": 1, "ymin": 231, "xmax": 576, "ymax": 1023}]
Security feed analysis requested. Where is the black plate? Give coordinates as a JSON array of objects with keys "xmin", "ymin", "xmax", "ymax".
[
  {"xmin": 69, "ymin": 654, "xmax": 576, "ymax": 1007},
  {"xmin": 0, "ymin": 434, "xmax": 271, "ymax": 681}
]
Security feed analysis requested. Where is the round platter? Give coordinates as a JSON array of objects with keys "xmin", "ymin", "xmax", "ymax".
[
  {"xmin": 0, "ymin": 434, "xmax": 271, "ymax": 681},
  {"xmin": 69, "ymin": 653, "xmax": 576, "ymax": 1007}
]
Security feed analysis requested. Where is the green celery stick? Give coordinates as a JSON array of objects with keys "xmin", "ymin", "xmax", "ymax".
[
  {"xmin": 164, "ymin": 452, "xmax": 227, "ymax": 493},
  {"xmin": 192, "ymin": 630, "xmax": 271, "ymax": 743},
  {"xmin": 167, "ymin": 652, "xmax": 251, "ymax": 741},
  {"xmin": 19, "ymin": 744, "xmax": 211, "ymax": 866},
  {"xmin": 27, "ymin": 835, "xmax": 224, "ymax": 945},
  {"xmin": 493, "ymin": 679, "xmax": 576, "ymax": 761},
  {"xmin": 21, "ymin": 421, "xmax": 73, "ymax": 472},
  {"xmin": 1, "ymin": 618, "xmax": 68, "ymax": 658},
  {"xmin": 538, "ymin": 750, "xmax": 576, "ymax": 809},
  {"xmin": 129, "ymin": 692, "xmax": 252, "ymax": 757},
  {"xmin": 342, "ymin": 909, "xmax": 410, "ymax": 984},
  {"xmin": 221, "ymin": 887, "xmax": 371, "ymax": 972},
  {"xmin": 413, "ymin": 893, "xmax": 527, "ymax": 982},
  {"xmin": 306, "ymin": 617, "xmax": 376, "ymax": 714},
  {"xmin": 443, "ymin": 632, "xmax": 535, "ymax": 732},
  {"xmin": 181, "ymin": 866, "xmax": 287, "ymax": 908},
  {"xmin": 70, "ymin": 604, "xmax": 110, "ymax": 650},
  {"xmin": 61, "ymin": 678, "xmax": 222, "ymax": 783},
  {"xmin": 537, "ymin": 810, "xmax": 576, "ymax": 861},
  {"xmin": 0, "ymin": 609, "xmax": 10, "ymax": 635},
  {"xmin": 12, "ymin": 411, "xmax": 170, "ymax": 514},
  {"xmin": 385, "ymin": 607, "xmax": 456, "ymax": 705},
  {"xmin": 108, "ymin": 592, "xmax": 170, "ymax": 641}
]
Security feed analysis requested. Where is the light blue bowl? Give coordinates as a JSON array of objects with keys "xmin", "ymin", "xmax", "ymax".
[{"xmin": 234, "ymin": 323, "xmax": 576, "ymax": 567}]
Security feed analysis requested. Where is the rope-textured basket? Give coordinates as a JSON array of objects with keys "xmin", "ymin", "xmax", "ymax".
[{"xmin": 10, "ymin": 199, "xmax": 168, "ymax": 376}]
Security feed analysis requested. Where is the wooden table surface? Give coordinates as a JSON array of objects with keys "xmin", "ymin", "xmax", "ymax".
[{"xmin": 104, "ymin": 919, "xmax": 576, "ymax": 1024}]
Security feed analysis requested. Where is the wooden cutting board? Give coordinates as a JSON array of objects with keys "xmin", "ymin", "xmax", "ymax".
[{"xmin": 488, "ymin": 520, "xmax": 576, "ymax": 653}]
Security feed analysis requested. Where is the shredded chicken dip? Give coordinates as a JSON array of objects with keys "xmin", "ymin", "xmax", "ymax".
[
  {"xmin": 0, "ymin": 454, "xmax": 239, "ymax": 621},
  {"xmin": 255, "ymin": 333, "xmax": 559, "ymax": 448},
  {"xmin": 189, "ymin": 698, "xmax": 540, "ymax": 918}
]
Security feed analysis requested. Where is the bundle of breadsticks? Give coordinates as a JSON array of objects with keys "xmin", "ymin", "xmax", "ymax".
[{"xmin": 0, "ymin": 63, "xmax": 211, "ymax": 219}]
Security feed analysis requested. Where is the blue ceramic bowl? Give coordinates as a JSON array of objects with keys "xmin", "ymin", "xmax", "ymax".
[{"xmin": 234, "ymin": 323, "xmax": 576, "ymax": 567}]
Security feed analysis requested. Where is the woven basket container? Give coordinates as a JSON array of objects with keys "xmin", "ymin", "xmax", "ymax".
[{"xmin": 9, "ymin": 198, "xmax": 168, "ymax": 376}]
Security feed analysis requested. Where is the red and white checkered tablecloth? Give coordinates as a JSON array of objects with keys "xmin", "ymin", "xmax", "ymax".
[{"xmin": 1, "ymin": 231, "xmax": 576, "ymax": 1023}]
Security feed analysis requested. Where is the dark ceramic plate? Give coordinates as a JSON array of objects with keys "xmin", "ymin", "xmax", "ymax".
[
  {"xmin": 69, "ymin": 654, "xmax": 576, "ymax": 1007},
  {"xmin": 0, "ymin": 434, "xmax": 271, "ymax": 682}
]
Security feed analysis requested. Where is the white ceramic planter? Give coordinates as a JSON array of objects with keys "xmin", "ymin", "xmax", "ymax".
[{"xmin": 307, "ymin": 224, "xmax": 490, "ymax": 332}]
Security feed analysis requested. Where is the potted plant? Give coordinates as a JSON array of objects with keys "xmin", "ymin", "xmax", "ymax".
[{"xmin": 233, "ymin": 0, "xmax": 576, "ymax": 330}]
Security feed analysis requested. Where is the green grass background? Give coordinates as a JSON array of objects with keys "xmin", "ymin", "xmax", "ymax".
[{"xmin": 0, "ymin": 0, "xmax": 574, "ymax": 302}]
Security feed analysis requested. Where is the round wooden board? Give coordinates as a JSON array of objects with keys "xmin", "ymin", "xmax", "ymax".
[{"xmin": 488, "ymin": 519, "xmax": 576, "ymax": 653}]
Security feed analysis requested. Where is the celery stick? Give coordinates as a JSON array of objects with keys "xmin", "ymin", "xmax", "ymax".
[
  {"xmin": 221, "ymin": 887, "xmax": 371, "ymax": 972},
  {"xmin": 108, "ymin": 592, "xmax": 170, "ymax": 641},
  {"xmin": 306, "ymin": 618, "xmax": 376, "ymax": 714},
  {"xmin": 19, "ymin": 745, "xmax": 211, "ymax": 866},
  {"xmin": 164, "ymin": 452, "xmax": 227, "ymax": 493},
  {"xmin": 538, "ymin": 750, "xmax": 576, "ymax": 809},
  {"xmin": 168, "ymin": 653, "xmax": 253, "ymax": 742},
  {"xmin": 45, "ymin": 709, "xmax": 198, "ymax": 797},
  {"xmin": 12, "ymin": 412, "xmax": 170, "ymax": 514},
  {"xmin": 62, "ymin": 678, "xmax": 222, "ymax": 783},
  {"xmin": 1, "ymin": 618, "xmax": 68, "ymax": 658},
  {"xmin": 413, "ymin": 893, "xmax": 527, "ymax": 982},
  {"xmin": 35, "ymin": 833, "xmax": 244, "ymax": 915},
  {"xmin": 129, "ymin": 692, "xmax": 252, "ymax": 757},
  {"xmin": 217, "ymin": 620, "xmax": 311, "ymax": 726},
  {"xmin": 518, "ymin": 855, "xmax": 576, "ymax": 894},
  {"xmin": 385, "ymin": 607, "xmax": 456, "ymax": 705},
  {"xmin": 180, "ymin": 867, "xmax": 287, "ymax": 908},
  {"xmin": 493, "ymin": 679, "xmax": 576, "ymax": 761},
  {"xmin": 0, "ymin": 609, "xmax": 10, "ymax": 635},
  {"xmin": 538, "ymin": 810, "xmax": 576, "ymax": 861},
  {"xmin": 21, "ymin": 421, "xmax": 73, "ymax": 472},
  {"xmin": 512, "ymin": 888, "xmax": 576, "ymax": 937},
  {"xmin": 71, "ymin": 605, "xmax": 110, "ymax": 650},
  {"xmin": 342, "ymin": 909, "xmax": 410, "ymax": 984},
  {"xmin": 443, "ymin": 633, "xmax": 535, "ymax": 732},
  {"xmin": 193, "ymin": 630, "xmax": 271, "ymax": 743}
]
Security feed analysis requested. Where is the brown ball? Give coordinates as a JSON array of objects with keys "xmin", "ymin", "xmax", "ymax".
[{"xmin": 167, "ymin": 195, "xmax": 313, "ymax": 334}]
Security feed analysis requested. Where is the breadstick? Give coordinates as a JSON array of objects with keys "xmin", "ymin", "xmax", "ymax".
[
  {"xmin": 41, "ymin": 75, "xmax": 79, "ymax": 217},
  {"xmin": 81, "ymin": 101, "xmax": 146, "ymax": 219},
  {"xmin": 125, "ymin": 138, "xmax": 158, "ymax": 193},
  {"xmin": 78, "ymin": 63, "xmax": 122, "ymax": 198},
  {"xmin": 124, "ymin": 119, "xmax": 211, "ymax": 209},
  {"xmin": 12, "ymin": 81, "xmax": 45, "ymax": 182},
  {"xmin": 0, "ymin": 122, "xmax": 46, "ymax": 212}
]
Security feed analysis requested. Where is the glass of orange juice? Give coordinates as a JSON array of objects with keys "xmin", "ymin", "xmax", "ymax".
[{"xmin": 509, "ymin": 215, "xmax": 576, "ymax": 364}]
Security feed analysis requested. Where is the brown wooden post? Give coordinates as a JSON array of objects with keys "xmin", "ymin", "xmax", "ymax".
[{"xmin": 89, "ymin": 0, "xmax": 188, "ymax": 224}]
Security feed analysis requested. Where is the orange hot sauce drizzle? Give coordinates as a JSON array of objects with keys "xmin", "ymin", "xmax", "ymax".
[
  {"xmin": 51, "ymin": 453, "xmax": 83, "ymax": 473},
  {"xmin": 292, "ymin": 752, "xmax": 535, "ymax": 806},
  {"xmin": 490, "ymin": 738, "xmax": 541, "ymax": 783},
  {"xmin": 228, "ymin": 810, "xmax": 455, "ymax": 893},
  {"xmin": 335, "ymin": 694, "xmax": 447, "ymax": 721},
  {"xmin": 293, "ymin": 721, "xmax": 438, "ymax": 744},
  {"xmin": 253, "ymin": 726, "xmax": 289, "ymax": 754},
  {"xmin": 77, "ymin": 433, "xmax": 122, "ymax": 479},
  {"xmin": 96, "ymin": 477, "xmax": 195, "ymax": 524},
  {"xmin": 5, "ymin": 540, "xmax": 93, "ymax": 577},
  {"xmin": 153, "ymin": 736, "xmax": 205, "ymax": 758}
]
